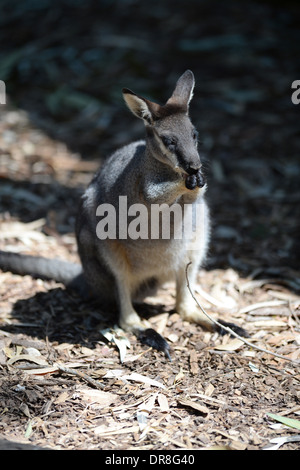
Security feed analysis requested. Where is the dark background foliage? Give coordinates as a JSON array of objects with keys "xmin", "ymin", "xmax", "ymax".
[{"xmin": 0, "ymin": 0, "xmax": 299, "ymax": 275}]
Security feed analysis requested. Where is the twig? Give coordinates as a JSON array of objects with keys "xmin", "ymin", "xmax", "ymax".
[
  {"xmin": 185, "ymin": 263, "xmax": 300, "ymax": 366},
  {"xmin": 55, "ymin": 363, "xmax": 105, "ymax": 389}
]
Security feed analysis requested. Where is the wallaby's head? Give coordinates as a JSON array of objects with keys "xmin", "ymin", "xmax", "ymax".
[{"xmin": 123, "ymin": 70, "xmax": 202, "ymax": 177}]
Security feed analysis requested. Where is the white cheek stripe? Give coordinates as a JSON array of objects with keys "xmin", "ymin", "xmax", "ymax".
[{"xmin": 152, "ymin": 131, "xmax": 180, "ymax": 169}]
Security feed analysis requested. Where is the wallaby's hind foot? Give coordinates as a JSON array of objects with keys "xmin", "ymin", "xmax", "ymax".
[
  {"xmin": 177, "ymin": 301, "xmax": 248, "ymax": 338},
  {"xmin": 138, "ymin": 328, "xmax": 171, "ymax": 360},
  {"xmin": 217, "ymin": 320, "xmax": 249, "ymax": 338},
  {"xmin": 119, "ymin": 306, "xmax": 171, "ymax": 359},
  {"xmin": 176, "ymin": 262, "xmax": 248, "ymax": 337}
]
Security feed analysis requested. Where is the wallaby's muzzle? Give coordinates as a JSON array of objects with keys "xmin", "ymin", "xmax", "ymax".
[
  {"xmin": 175, "ymin": 143, "xmax": 201, "ymax": 174},
  {"xmin": 185, "ymin": 163, "xmax": 201, "ymax": 175}
]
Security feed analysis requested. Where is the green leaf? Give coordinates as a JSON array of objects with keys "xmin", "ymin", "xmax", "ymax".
[{"xmin": 267, "ymin": 413, "xmax": 300, "ymax": 431}]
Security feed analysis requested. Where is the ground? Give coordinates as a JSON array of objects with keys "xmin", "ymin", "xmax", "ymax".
[{"xmin": 0, "ymin": 0, "xmax": 300, "ymax": 451}]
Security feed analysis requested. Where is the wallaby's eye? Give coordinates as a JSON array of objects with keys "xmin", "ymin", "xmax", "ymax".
[
  {"xmin": 192, "ymin": 129, "xmax": 199, "ymax": 142},
  {"xmin": 161, "ymin": 135, "xmax": 177, "ymax": 152}
]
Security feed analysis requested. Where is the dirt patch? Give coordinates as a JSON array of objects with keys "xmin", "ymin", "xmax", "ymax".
[{"xmin": 0, "ymin": 289, "xmax": 299, "ymax": 451}]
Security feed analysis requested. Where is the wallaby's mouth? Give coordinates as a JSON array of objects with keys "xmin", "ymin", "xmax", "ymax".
[
  {"xmin": 177, "ymin": 166, "xmax": 199, "ymax": 176},
  {"xmin": 186, "ymin": 167, "xmax": 201, "ymax": 176},
  {"xmin": 181, "ymin": 166, "xmax": 205, "ymax": 178},
  {"xmin": 177, "ymin": 161, "xmax": 201, "ymax": 175}
]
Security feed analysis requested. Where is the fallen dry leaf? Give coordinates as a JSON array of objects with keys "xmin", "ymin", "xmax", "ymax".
[
  {"xmin": 177, "ymin": 398, "xmax": 209, "ymax": 415},
  {"xmin": 157, "ymin": 393, "xmax": 169, "ymax": 412},
  {"xmin": 189, "ymin": 349, "xmax": 199, "ymax": 375},
  {"xmin": 76, "ymin": 387, "xmax": 118, "ymax": 408},
  {"xmin": 214, "ymin": 338, "xmax": 244, "ymax": 351}
]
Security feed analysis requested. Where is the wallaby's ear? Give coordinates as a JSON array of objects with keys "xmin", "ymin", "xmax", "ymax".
[
  {"xmin": 166, "ymin": 70, "xmax": 195, "ymax": 110},
  {"xmin": 123, "ymin": 88, "xmax": 160, "ymax": 125}
]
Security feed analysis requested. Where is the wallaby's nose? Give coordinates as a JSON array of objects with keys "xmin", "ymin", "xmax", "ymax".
[{"xmin": 186, "ymin": 164, "xmax": 201, "ymax": 175}]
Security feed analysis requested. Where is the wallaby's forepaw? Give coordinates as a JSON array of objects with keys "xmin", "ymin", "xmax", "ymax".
[
  {"xmin": 216, "ymin": 320, "xmax": 249, "ymax": 338},
  {"xmin": 185, "ymin": 170, "xmax": 205, "ymax": 190},
  {"xmin": 138, "ymin": 328, "xmax": 171, "ymax": 360}
]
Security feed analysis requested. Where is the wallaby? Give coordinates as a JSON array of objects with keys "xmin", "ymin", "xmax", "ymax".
[{"xmin": 0, "ymin": 71, "xmax": 246, "ymax": 358}]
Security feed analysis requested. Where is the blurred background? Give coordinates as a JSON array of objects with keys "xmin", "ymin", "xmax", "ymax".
[{"xmin": 0, "ymin": 0, "xmax": 299, "ymax": 281}]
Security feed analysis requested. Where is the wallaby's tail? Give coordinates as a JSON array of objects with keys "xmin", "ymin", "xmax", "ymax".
[{"xmin": 0, "ymin": 251, "xmax": 82, "ymax": 286}]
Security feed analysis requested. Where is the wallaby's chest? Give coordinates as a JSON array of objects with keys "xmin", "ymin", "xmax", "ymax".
[{"xmin": 116, "ymin": 236, "xmax": 187, "ymax": 280}]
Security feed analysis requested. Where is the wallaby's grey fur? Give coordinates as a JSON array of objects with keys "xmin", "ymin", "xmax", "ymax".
[
  {"xmin": 76, "ymin": 70, "xmax": 211, "ymax": 334},
  {"xmin": 0, "ymin": 71, "xmax": 246, "ymax": 356}
]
